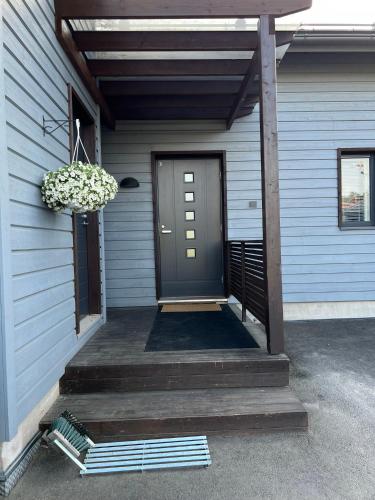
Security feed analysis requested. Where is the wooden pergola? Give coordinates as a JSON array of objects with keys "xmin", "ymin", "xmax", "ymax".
[{"xmin": 54, "ymin": 0, "xmax": 312, "ymax": 354}]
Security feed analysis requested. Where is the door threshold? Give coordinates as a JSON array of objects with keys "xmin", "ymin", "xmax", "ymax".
[{"xmin": 158, "ymin": 297, "xmax": 228, "ymax": 305}]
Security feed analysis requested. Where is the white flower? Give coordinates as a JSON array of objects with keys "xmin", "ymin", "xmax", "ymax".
[{"xmin": 41, "ymin": 161, "xmax": 118, "ymax": 213}]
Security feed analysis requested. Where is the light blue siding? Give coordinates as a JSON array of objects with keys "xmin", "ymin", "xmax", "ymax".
[
  {"xmin": 0, "ymin": 0, "xmax": 17, "ymax": 442},
  {"xmin": 103, "ymin": 52, "xmax": 375, "ymax": 307},
  {"xmin": 278, "ymin": 52, "xmax": 375, "ymax": 303},
  {"xmin": 102, "ymin": 119, "xmax": 263, "ymax": 307},
  {"xmin": 1, "ymin": 0, "xmax": 105, "ymax": 438}
]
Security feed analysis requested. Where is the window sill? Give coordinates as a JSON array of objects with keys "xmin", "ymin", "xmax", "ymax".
[{"xmin": 339, "ymin": 226, "xmax": 375, "ymax": 231}]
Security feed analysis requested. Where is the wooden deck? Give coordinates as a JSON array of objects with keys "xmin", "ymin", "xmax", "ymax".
[
  {"xmin": 41, "ymin": 388, "xmax": 307, "ymax": 440},
  {"xmin": 41, "ymin": 307, "xmax": 307, "ymax": 438},
  {"xmin": 61, "ymin": 307, "xmax": 290, "ymax": 392}
]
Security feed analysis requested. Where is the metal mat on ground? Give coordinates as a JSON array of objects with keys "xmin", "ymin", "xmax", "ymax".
[{"xmin": 43, "ymin": 411, "xmax": 211, "ymax": 476}]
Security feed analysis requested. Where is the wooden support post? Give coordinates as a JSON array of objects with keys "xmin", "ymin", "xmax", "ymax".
[
  {"xmin": 226, "ymin": 241, "xmax": 232, "ymax": 300},
  {"xmin": 241, "ymin": 242, "xmax": 247, "ymax": 323},
  {"xmin": 258, "ymin": 15, "xmax": 284, "ymax": 354}
]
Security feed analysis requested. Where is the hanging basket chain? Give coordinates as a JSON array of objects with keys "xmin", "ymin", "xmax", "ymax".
[
  {"xmin": 72, "ymin": 119, "xmax": 92, "ymax": 165},
  {"xmin": 40, "ymin": 119, "xmax": 118, "ymax": 213}
]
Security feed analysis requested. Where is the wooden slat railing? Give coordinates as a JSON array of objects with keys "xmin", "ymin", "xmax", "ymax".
[{"xmin": 227, "ymin": 240, "xmax": 268, "ymax": 330}]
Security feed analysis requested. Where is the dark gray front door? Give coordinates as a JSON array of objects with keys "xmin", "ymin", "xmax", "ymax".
[{"xmin": 157, "ymin": 157, "xmax": 224, "ymax": 299}]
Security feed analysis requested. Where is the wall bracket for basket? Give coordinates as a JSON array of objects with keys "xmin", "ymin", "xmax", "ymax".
[{"xmin": 43, "ymin": 116, "xmax": 73, "ymax": 136}]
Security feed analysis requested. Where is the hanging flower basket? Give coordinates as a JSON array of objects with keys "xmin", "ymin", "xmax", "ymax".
[{"xmin": 41, "ymin": 161, "xmax": 118, "ymax": 213}]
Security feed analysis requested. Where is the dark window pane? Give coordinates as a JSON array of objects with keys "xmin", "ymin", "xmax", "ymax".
[{"xmin": 341, "ymin": 156, "xmax": 371, "ymax": 224}]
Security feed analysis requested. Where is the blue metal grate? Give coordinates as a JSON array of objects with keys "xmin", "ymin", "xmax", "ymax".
[
  {"xmin": 45, "ymin": 412, "xmax": 211, "ymax": 476},
  {"xmin": 81, "ymin": 436, "xmax": 211, "ymax": 475}
]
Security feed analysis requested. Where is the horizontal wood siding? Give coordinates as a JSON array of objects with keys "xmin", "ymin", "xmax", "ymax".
[
  {"xmin": 102, "ymin": 119, "xmax": 262, "ymax": 307},
  {"xmin": 103, "ymin": 52, "xmax": 375, "ymax": 307},
  {"xmin": 0, "ymin": 0, "xmax": 18, "ymax": 441},
  {"xmin": 2, "ymin": 0, "xmax": 103, "ymax": 428},
  {"xmin": 278, "ymin": 53, "xmax": 375, "ymax": 303}
]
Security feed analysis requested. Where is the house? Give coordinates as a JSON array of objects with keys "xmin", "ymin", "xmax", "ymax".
[{"xmin": 1, "ymin": 0, "xmax": 375, "ymax": 494}]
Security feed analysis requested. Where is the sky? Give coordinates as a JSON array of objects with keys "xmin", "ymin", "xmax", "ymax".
[{"xmin": 280, "ymin": 0, "xmax": 375, "ymax": 26}]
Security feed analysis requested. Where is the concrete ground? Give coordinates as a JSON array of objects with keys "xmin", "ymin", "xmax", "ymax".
[{"xmin": 10, "ymin": 318, "xmax": 375, "ymax": 500}]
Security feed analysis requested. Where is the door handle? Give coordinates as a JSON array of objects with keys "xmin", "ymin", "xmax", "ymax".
[
  {"xmin": 161, "ymin": 224, "xmax": 172, "ymax": 234},
  {"xmin": 81, "ymin": 214, "xmax": 89, "ymax": 226}
]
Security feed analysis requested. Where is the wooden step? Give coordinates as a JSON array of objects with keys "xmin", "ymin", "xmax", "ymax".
[
  {"xmin": 60, "ymin": 350, "xmax": 289, "ymax": 393},
  {"xmin": 40, "ymin": 387, "xmax": 307, "ymax": 440}
]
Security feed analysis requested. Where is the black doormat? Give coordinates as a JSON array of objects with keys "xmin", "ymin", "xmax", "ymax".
[{"xmin": 145, "ymin": 305, "xmax": 259, "ymax": 351}]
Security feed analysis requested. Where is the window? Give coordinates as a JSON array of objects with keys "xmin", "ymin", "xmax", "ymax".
[
  {"xmin": 339, "ymin": 152, "xmax": 374, "ymax": 227},
  {"xmin": 185, "ymin": 229, "xmax": 196, "ymax": 240},
  {"xmin": 184, "ymin": 172, "xmax": 194, "ymax": 183},
  {"xmin": 185, "ymin": 211, "xmax": 195, "ymax": 221},
  {"xmin": 186, "ymin": 248, "xmax": 196, "ymax": 258},
  {"xmin": 185, "ymin": 192, "xmax": 195, "ymax": 202}
]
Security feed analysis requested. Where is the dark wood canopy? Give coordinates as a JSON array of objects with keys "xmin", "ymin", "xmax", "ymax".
[
  {"xmin": 54, "ymin": 0, "xmax": 311, "ymax": 128},
  {"xmin": 56, "ymin": 0, "xmax": 312, "ymax": 19},
  {"xmin": 54, "ymin": 0, "xmax": 312, "ymax": 355},
  {"xmin": 73, "ymin": 30, "xmax": 295, "ymax": 52}
]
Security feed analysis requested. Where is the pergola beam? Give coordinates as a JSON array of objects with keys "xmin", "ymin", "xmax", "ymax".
[
  {"xmin": 106, "ymin": 94, "xmax": 257, "ymax": 108},
  {"xmin": 100, "ymin": 80, "xmax": 249, "ymax": 96},
  {"xmin": 226, "ymin": 52, "xmax": 259, "ymax": 129},
  {"xmin": 107, "ymin": 107, "xmax": 235, "ymax": 120},
  {"xmin": 53, "ymin": 0, "xmax": 311, "ymax": 124},
  {"xmin": 55, "ymin": 0, "xmax": 312, "ymax": 19},
  {"xmin": 88, "ymin": 59, "xmax": 250, "ymax": 77},
  {"xmin": 74, "ymin": 31, "xmax": 294, "ymax": 52},
  {"xmin": 55, "ymin": 20, "xmax": 115, "ymax": 128}
]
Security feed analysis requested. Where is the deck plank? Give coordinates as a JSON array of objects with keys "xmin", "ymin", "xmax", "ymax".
[
  {"xmin": 40, "ymin": 387, "xmax": 307, "ymax": 438},
  {"xmin": 45, "ymin": 308, "xmax": 307, "ymax": 438},
  {"xmin": 62, "ymin": 307, "xmax": 290, "ymax": 392},
  {"xmin": 67, "ymin": 306, "xmax": 284, "ymax": 367}
]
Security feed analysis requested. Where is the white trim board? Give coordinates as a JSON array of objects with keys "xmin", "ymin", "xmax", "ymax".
[
  {"xmin": 0, "ymin": 383, "xmax": 59, "ymax": 472},
  {"xmin": 283, "ymin": 301, "xmax": 375, "ymax": 321},
  {"xmin": 77, "ymin": 314, "xmax": 102, "ymax": 339},
  {"xmin": 236, "ymin": 301, "xmax": 375, "ymax": 322}
]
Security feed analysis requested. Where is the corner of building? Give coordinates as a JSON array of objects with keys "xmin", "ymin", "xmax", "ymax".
[{"xmin": 0, "ymin": 383, "xmax": 59, "ymax": 496}]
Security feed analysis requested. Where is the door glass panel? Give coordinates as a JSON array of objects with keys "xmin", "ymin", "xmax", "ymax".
[
  {"xmin": 185, "ymin": 192, "xmax": 195, "ymax": 202},
  {"xmin": 185, "ymin": 229, "xmax": 196, "ymax": 240},
  {"xmin": 186, "ymin": 248, "xmax": 196, "ymax": 258},
  {"xmin": 341, "ymin": 156, "xmax": 371, "ymax": 223},
  {"xmin": 185, "ymin": 211, "xmax": 195, "ymax": 221},
  {"xmin": 184, "ymin": 172, "xmax": 194, "ymax": 183}
]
